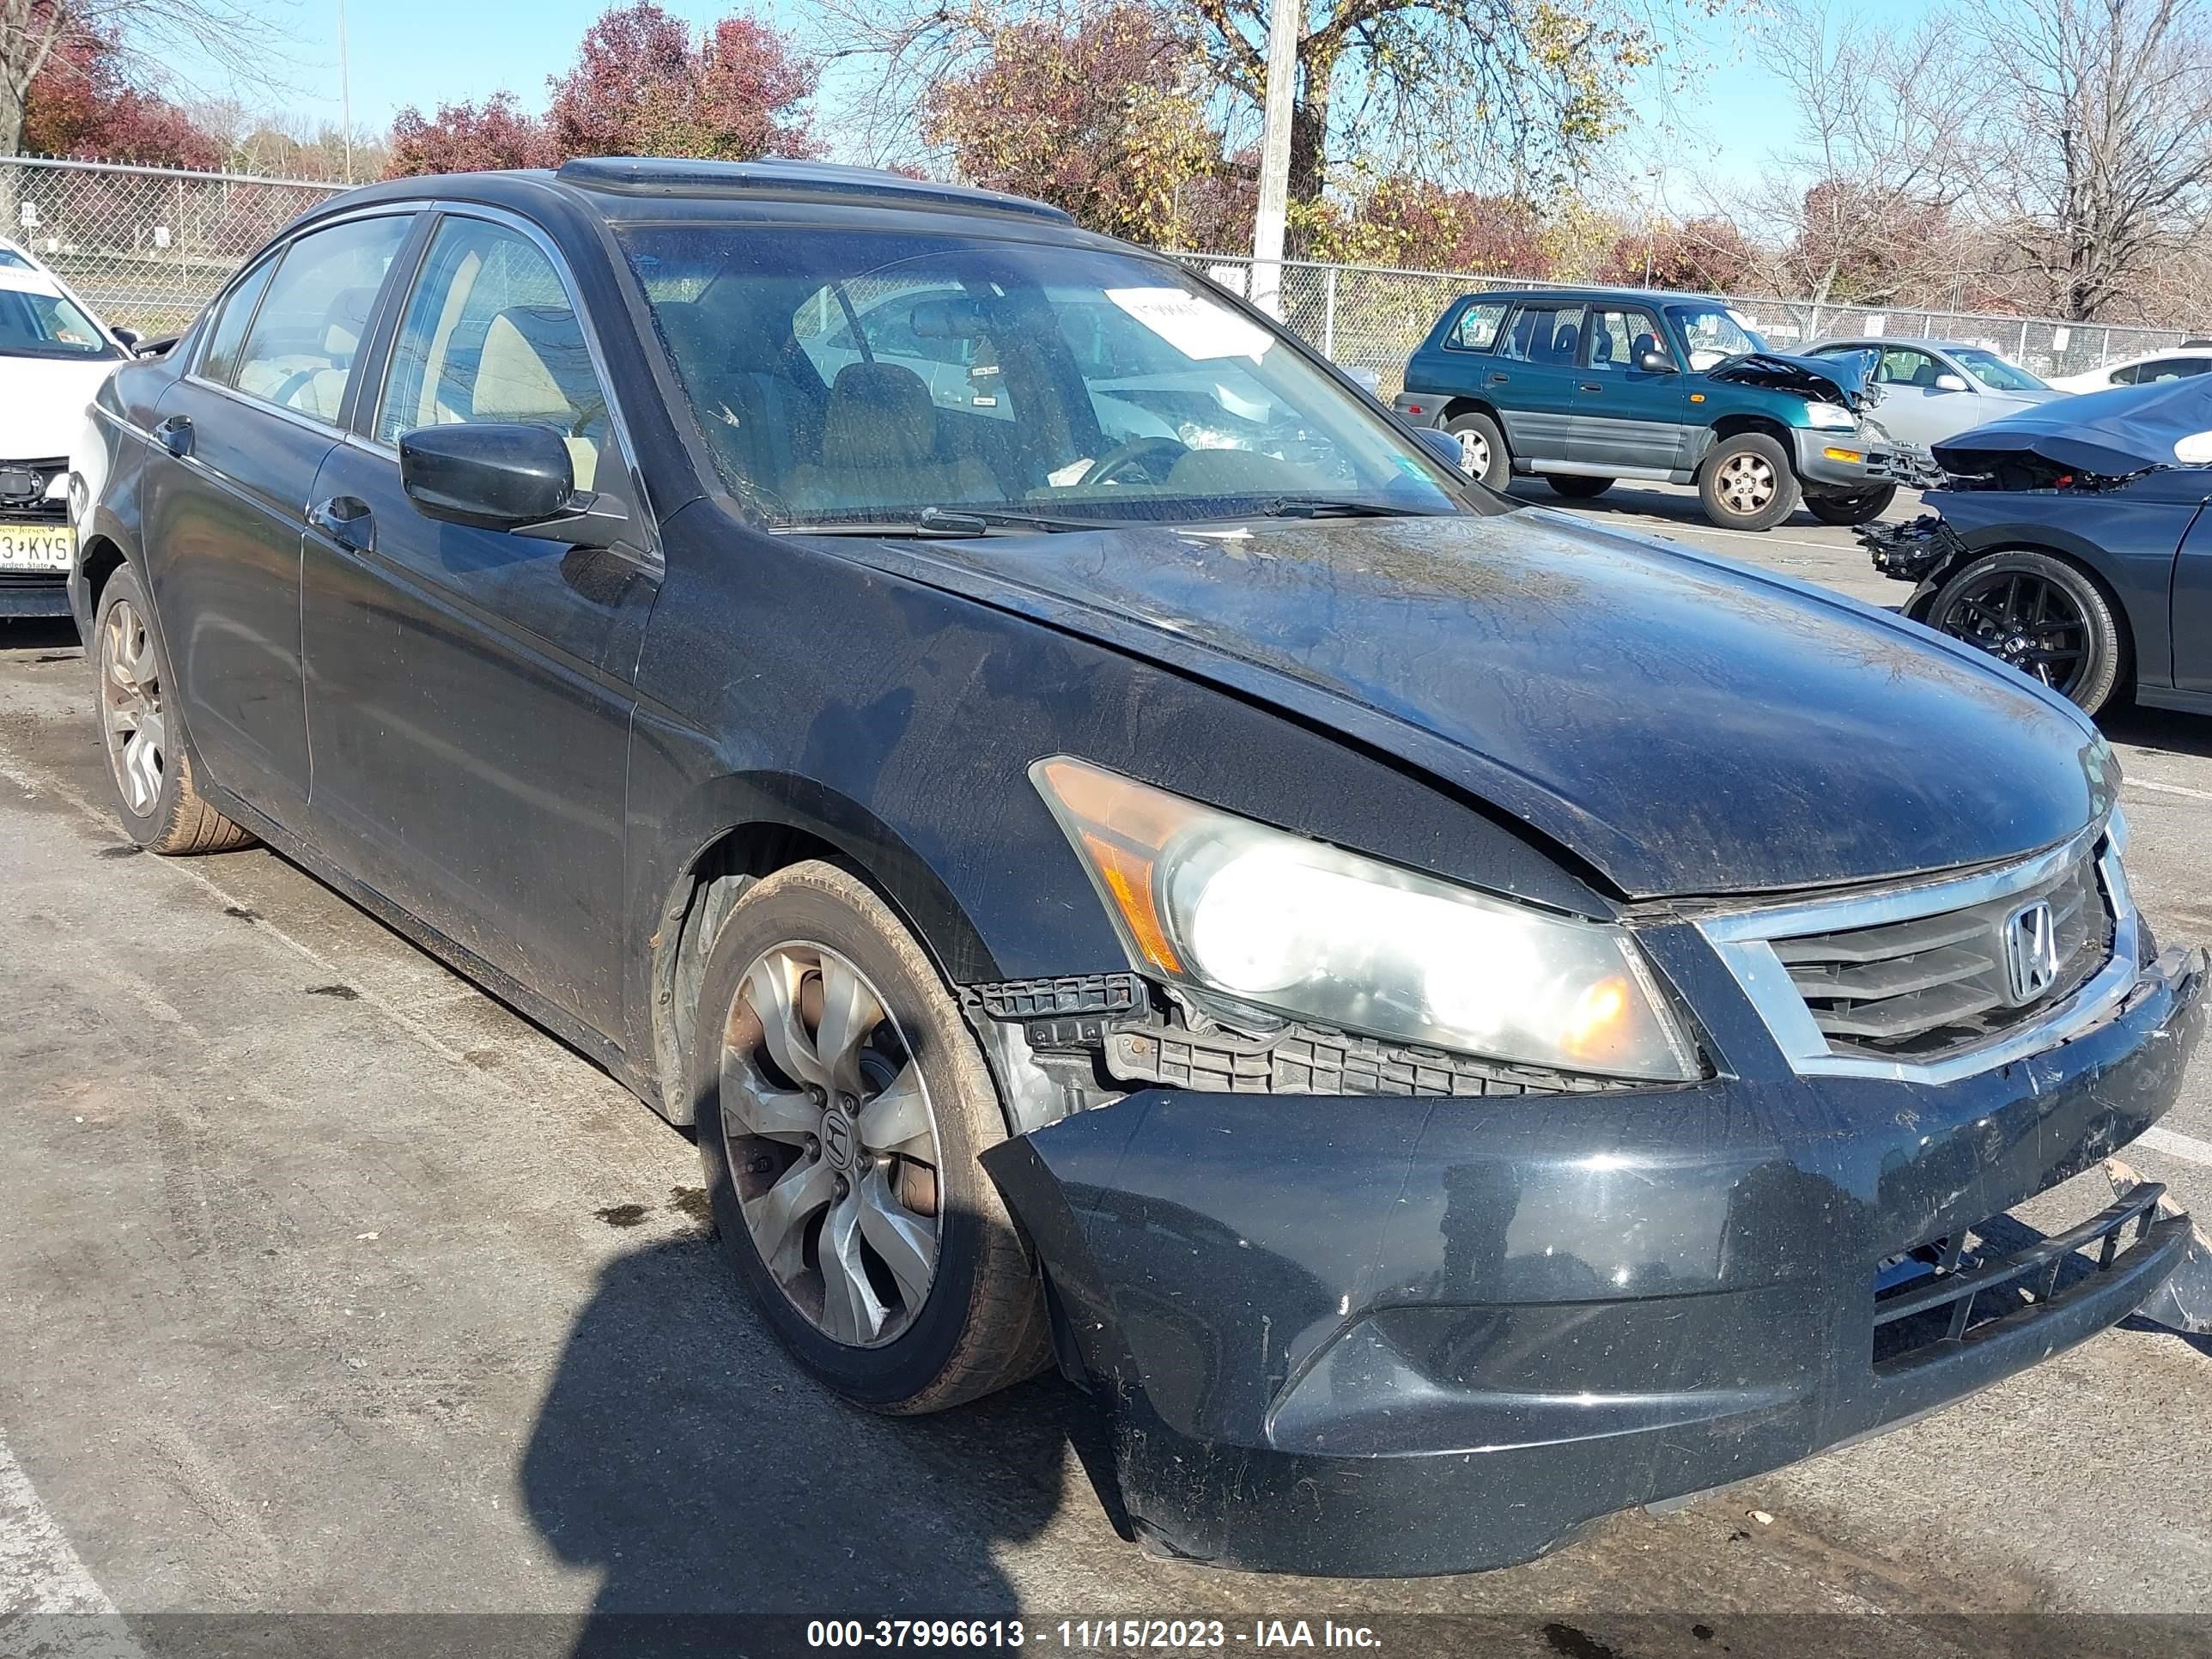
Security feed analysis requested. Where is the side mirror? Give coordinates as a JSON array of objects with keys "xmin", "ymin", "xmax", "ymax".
[
  {"xmin": 1933, "ymin": 372, "xmax": 1969, "ymax": 392},
  {"xmin": 1634, "ymin": 349, "xmax": 1675, "ymax": 374},
  {"xmin": 399, "ymin": 422, "xmax": 633, "ymax": 547},
  {"xmin": 1413, "ymin": 428, "xmax": 1465, "ymax": 469},
  {"xmin": 112, "ymin": 326, "xmax": 141, "ymax": 350}
]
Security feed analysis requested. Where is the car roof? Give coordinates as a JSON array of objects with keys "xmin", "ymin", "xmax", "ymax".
[
  {"xmin": 1460, "ymin": 287, "xmax": 1729, "ymax": 308},
  {"xmin": 289, "ymin": 158, "xmax": 1133, "ymax": 250}
]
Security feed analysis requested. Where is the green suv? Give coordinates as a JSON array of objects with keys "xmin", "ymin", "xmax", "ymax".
[{"xmin": 1392, "ymin": 287, "xmax": 1909, "ymax": 531}]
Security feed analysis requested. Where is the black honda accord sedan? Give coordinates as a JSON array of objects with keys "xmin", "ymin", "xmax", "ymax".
[{"xmin": 73, "ymin": 158, "xmax": 2206, "ymax": 1577}]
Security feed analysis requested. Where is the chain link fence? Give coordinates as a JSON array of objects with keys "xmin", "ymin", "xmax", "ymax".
[
  {"xmin": 1177, "ymin": 253, "xmax": 2194, "ymax": 398},
  {"xmin": 1, "ymin": 157, "xmax": 339, "ymax": 337},
  {"xmin": 0, "ymin": 156, "xmax": 2193, "ymax": 386}
]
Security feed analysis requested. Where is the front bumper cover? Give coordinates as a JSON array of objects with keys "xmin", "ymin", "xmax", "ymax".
[
  {"xmin": 982, "ymin": 944, "xmax": 2205, "ymax": 1577},
  {"xmin": 1790, "ymin": 425, "xmax": 1912, "ymax": 491}
]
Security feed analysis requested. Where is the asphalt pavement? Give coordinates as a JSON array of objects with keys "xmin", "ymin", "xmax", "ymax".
[{"xmin": 3, "ymin": 487, "xmax": 2210, "ymax": 1658}]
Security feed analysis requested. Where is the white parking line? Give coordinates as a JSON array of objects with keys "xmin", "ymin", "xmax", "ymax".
[
  {"xmin": 0, "ymin": 1431, "xmax": 144, "ymax": 1656},
  {"xmin": 2141, "ymin": 1125, "xmax": 2212, "ymax": 1169},
  {"xmin": 2125, "ymin": 776, "xmax": 2212, "ymax": 804}
]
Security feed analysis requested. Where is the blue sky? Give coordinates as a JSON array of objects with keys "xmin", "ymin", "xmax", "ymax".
[{"xmin": 238, "ymin": 0, "xmax": 1940, "ymax": 190}]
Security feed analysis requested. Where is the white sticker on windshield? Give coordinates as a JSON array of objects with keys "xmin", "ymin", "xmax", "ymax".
[{"xmin": 1106, "ymin": 287, "xmax": 1273, "ymax": 362}]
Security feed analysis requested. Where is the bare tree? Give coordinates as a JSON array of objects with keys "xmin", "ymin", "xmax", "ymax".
[
  {"xmin": 1716, "ymin": 0, "xmax": 1977, "ymax": 307},
  {"xmin": 1966, "ymin": 0, "xmax": 2212, "ymax": 320},
  {"xmin": 0, "ymin": 0, "xmax": 285, "ymax": 161}
]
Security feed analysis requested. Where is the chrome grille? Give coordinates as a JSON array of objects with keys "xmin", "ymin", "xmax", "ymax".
[
  {"xmin": 1696, "ymin": 822, "xmax": 2141, "ymax": 1083},
  {"xmin": 1775, "ymin": 854, "xmax": 2109, "ymax": 1059}
]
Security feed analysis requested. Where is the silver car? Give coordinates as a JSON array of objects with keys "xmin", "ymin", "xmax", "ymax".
[{"xmin": 1805, "ymin": 337, "xmax": 2062, "ymax": 451}]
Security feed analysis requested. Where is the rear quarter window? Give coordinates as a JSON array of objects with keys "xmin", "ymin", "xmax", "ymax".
[{"xmin": 1444, "ymin": 301, "xmax": 1506, "ymax": 352}]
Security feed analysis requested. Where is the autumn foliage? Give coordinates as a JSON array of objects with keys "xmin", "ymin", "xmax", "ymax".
[
  {"xmin": 21, "ymin": 21, "xmax": 223, "ymax": 169},
  {"xmin": 385, "ymin": 1, "xmax": 817, "ymax": 179},
  {"xmin": 923, "ymin": 6, "xmax": 1219, "ymax": 246}
]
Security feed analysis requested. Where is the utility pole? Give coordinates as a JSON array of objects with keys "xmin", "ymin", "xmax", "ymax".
[
  {"xmin": 1249, "ymin": 0, "xmax": 1299, "ymax": 319},
  {"xmin": 338, "ymin": 0, "xmax": 354, "ymax": 183}
]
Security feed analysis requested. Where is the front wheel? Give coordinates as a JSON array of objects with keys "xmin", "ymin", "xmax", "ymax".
[
  {"xmin": 1927, "ymin": 550, "xmax": 2128, "ymax": 714},
  {"xmin": 693, "ymin": 860, "xmax": 1050, "ymax": 1413},
  {"xmin": 1805, "ymin": 483, "xmax": 1898, "ymax": 526},
  {"xmin": 1546, "ymin": 475, "xmax": 1613, "ymax": 501},
  {"xmin": 1698, "ymin": 433, "xmax": 1800, "ymax": 531}
]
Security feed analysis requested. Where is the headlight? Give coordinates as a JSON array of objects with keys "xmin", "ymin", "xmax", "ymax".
[
  {"xmin": 1031, "ymin": 757, "xmax": 1701, "ymax": 1082},
  {"xmin": 1804, "ymin": 402, "xmax": 1858, "ymax": 428}
]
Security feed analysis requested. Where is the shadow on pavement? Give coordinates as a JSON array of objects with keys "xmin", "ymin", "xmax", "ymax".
[
  {"xmin": 0, "ymin": 615, "xmax": 83, "ymax": 655},
  {"xmin": 2102, "ymin": 701, "xmax": 2212, "ymax": 761},
  {"xmin": 519, "ymin": 1234, "xmax": 1115, "ymax": 1657}
]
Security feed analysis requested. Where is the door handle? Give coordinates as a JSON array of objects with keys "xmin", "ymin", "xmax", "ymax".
[
  {"xmin": 1486, "ymin": 372, "xmax": 1510, "ymax": 385},
  {"xmin": 307, "ymin": 495, "xmax": 374, "ymax": 555},
  {"xmin": 1579, "ymin": 381, "xmax": 1602, "ymax": 392},
  {"xmin": 153, "ymin": 415, "xmax": 193, "ymax": 458}
]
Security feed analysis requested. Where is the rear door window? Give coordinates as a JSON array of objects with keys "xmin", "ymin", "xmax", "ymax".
[
  {"xmin": 199, "ymin": 254, "xmax": 280, "ymax": 386},
  {"xmin": 229, "ymin": 215, "xmax": 413, "ymax": 425},
  {"xmin": 1499, "ymin": 303, "xmax": 1587, "ymax": 364}
]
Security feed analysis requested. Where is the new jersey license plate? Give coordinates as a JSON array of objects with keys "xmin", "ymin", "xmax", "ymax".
[{"xmin": 0, "ymin": 522, "xmax": 73, "ymax": 572}]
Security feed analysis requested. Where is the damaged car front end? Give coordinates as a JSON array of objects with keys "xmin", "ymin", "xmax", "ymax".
[{"xmin": 1862, "ymin": 377, "xmax": 2212, "ymax": 713}]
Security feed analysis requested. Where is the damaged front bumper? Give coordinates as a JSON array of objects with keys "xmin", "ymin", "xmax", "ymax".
[{"xmin": 981, "ymin": 943, "xmax": 2206, "ymax": 1577}]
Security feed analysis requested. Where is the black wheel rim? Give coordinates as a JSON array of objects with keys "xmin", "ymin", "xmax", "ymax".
[{"xmin": 1937, "ymin": 571, "xmax": 2091, "ymax": 696}]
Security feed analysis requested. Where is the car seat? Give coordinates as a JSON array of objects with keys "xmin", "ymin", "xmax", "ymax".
[
  {"xmin": 471, "ymin": 304, "xmax": 611, "ymax": 491},
  {"xmin": 788, "ymin": 362, "xmax": 996, "ymax": 514}
]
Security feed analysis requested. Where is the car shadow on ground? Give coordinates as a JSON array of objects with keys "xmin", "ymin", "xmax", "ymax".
[
  {"xmin": 0, "ymin": 616, "xmax": 82, "ymax": 656},
  {"xmin": 518, "ymin": 1231, "xmax": 1127, "ymax": 1657},
  {"xmin": 2101, "ymin": 701, "xmax": 2212, "ymax": 761}
]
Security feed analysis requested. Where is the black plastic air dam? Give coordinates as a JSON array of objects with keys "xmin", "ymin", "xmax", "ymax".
[{"xmin": 981, "ymin": 945, "xmax": 2206, "ymax": 1577}]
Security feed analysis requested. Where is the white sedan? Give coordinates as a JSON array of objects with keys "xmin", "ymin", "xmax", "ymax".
[
  {"xmin": 0, "ymin": 236, "xmax": 136, "ymax": 621},
  {"xmin": 2046, "ymin": 345, "xmax": 2212, "ymax": 394}
]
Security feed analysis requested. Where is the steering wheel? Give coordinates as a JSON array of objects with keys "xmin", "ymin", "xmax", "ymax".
[{"xmin": 1080, "ymin": 435, "xmax": 1188, "ymax": 488}]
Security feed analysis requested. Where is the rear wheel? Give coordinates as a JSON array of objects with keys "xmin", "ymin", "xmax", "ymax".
[
  {"xmin": 1545, "ymin": 475, "xmax": 1613, "ymax": 501},
  {"xmin": 1928, "ymin": 550, "xmax": 2127, "ymax": 714},
  {"xmin": 693, "ymin": 860, "xmax": 1050, "ymax": 1413},
  {"xmin": 1443, "ymin": 410, "xmax": 1510, "ymax": 489},
  {"xmin": 1805, "ymin": 483, "xmax": 1897, "ymax": 526},
  {"xmin": 1698, "ymin": 433, "xmax": 1800, "ymax": 531},
  {"xmin": 94, "ymin": 563, "xmax": 252, "ymax": 855}
]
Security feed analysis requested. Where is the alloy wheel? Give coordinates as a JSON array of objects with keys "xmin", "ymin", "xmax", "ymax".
[
  {"xmin": 100, "ymin": 598, "xmax": 165, "ymax": 816},
  {"xmin": 1455, "ymin": 429, "xmax": 1490, "ymax": 477},
  {"xmin": 1715, "ymin": 452, "xmax": 1777, "ymax": 515},
  {"xmin": 720, "ymin": 942, "xmax": 943, "ymax": 1348},
  {"xmin": 1936, "ymin": 570, "xmax": 2090, "ymax": 696}
]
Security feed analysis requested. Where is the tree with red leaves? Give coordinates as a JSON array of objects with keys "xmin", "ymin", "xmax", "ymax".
[
  {"xmin": 386, "ymin": 92, "xmax": 556, "ymax": 177},
  {"xmin": 923, "ymin": 5, "xmax": 1219, "ymax": 245},
  {"xmin": 14, "ymin": 11, "xmax": 221, "ymax": 168},
  {"xmin": 547, "ymin": 2, "xmax": 818, "ymax": 161},
  {"xmin": 1598, "ymin": 215, "xmax": 1759, "ymax": 294}
]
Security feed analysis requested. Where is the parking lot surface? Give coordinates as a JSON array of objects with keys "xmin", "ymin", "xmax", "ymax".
[{"xmin": 3, "ymin": 488, "xmax": 2211, "ymax": 1657}]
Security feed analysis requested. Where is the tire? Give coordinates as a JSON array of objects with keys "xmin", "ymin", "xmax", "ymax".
[
  {"xmin": 1443, "ymin": 410, "xmax": 1510, "ymax": 489},
  {"xmin": 1927, "ymin": 550, "xmax": 2128, "ymax": 714},
  {"xmin": 1698, "ymin": 432, "xmax": 1801, "ymax": 531},
  {"xmin": 692, "ymin": 860, "xmax": 1050, "ymax": 1413},
  {"xmin": 1545, "ymin": 475, "xmax": 1613, "ymax": 501},
  {"xmin": 1805, "ymin": 483, "xmax": 1898, "ymax": 526},
  {"xmin": 93, "ymin": 562, "xmax": 252, "ymax": 855}
]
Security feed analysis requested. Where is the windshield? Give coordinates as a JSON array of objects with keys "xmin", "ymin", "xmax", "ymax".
[
  {"xmin": 0, "ymin": 283, "xmax": 116, "ymax": 361},
  {"xmin": 618, "ymin": 226, "xmax": 1471, "ymax": 527},
  {"xmin": 1669, "ymin": 304, "xmax": 1766, "ymax": 371},
  {"xmin": 1948, "ymin": 346, "xmax": 2048, "ymax": 392}
]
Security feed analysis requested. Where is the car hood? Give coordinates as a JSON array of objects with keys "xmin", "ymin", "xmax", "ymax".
[
  {"xmin": 1934, "ymin": 376, "xmax": 2212, "ymax": 481},
  {"xmin": 0, "ymin": 356, "xmax": 115, "ymax": 459},
  {"xmin": 849, "ymin": 509, "xmax": 2112, "ymax": 900},
  {"xmin": 1708, "ymin": 349, "xmax": 1875, "ymax": 410}
]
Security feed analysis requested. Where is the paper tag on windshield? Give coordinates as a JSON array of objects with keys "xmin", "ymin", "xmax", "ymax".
[{"xmin": 1106, "ymin": 288, "xmax": 1273, "ymax": 362}]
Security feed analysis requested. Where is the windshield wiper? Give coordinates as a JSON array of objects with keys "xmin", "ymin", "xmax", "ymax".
[
  {"xmin": 1249, "ymin": 497, "xmax": 1437, "ymax": 519},
  {"xmin": 773, "ymin": 506, "xmax": 1100, "ymax": 538}
]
